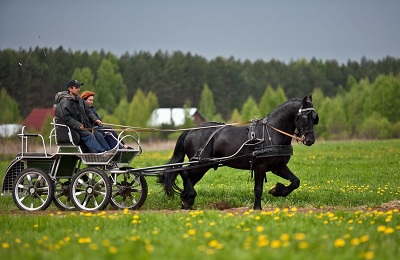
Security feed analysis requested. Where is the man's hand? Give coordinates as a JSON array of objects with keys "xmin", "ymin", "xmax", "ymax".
[
  {"xmin": 95, "ymin": 119, "xmax": 103, "ymax": 126},
  {"xmin": 79, "ymin": 124, "xmax": 84, "ymax": 130}
]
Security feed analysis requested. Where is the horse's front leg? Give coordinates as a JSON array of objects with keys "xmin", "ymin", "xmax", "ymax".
[
  {"xmin": 253, "ymin": 169, "xmax": 266, "ymax": 210},
  {"xmin": 269, "ymin": 165, "xmax": 300, "ymax": 197}
]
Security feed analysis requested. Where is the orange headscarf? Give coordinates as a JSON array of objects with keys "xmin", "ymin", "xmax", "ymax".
[{"xmin": 81, "ymin": 90, "xmax": 95, "ymax": 100}]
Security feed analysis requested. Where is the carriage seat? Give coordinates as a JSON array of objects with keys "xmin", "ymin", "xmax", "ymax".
[{"xmin": 53, "ymin": 117, "xmax": 82, "ymax": 146}]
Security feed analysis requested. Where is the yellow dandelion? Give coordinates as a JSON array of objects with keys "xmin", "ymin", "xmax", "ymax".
[
  {"xmin": 145, "ymin": 242, "xmax": 154, "ymax": 253},
  {"xmin": 270, "ymin": 240, "xmax": 282, "ymax": 248},
  {"xmin": 2, "ymin": 242, "xmax": 10, "ymax": 249},
  {"xmin": 78, "ymin": 237, "xmax": 92, "ymax": 244},
  {"xmin": 131, "ymin": 236, "xmax": 140, "ymax": 241},
  {"xmin": 384, "ymin": 227, "xmax": 394, "ymax": 234},
  {"xmin": 15, "ymin": 238, "xmax": 21, "ymax": 244},
  {"xmin": 298, "ymin": 241, "xmax": 309, "ymax": 249},
  {"xmin": 256, "ymin": 235, "xmax": 269, "ymax": 247},
  {"xmin": 256, "ymin": 226, "xmax": 264, "ymax": 232},
  {"xmin": 109, "ymin": 246, "xmax": 118, "ymax": 254},
  {"xmin": 188, "ymin": 229, "xmax": 196, "ymax": 236},
  {"xmin": 89, "ymin": 243, "xmax": 99, "ymax": 250},
  {"xmin": 377, "ymin": 225, "xmax": 387, "ymax": 232},
  {"xmin": 33, "ymin": 224, "xmax": 38, "ymax": 228},
  {"xmin": 133, "ymin": 214, "xmax": 140, "ymax": 219},
  {"xmin": 364, "ymin": 251, "xmax": 375, "ymax": 260},
  {"xmin": 64, "ymin": 236, "xmax": 71, "ymax": 242},
  {"xmin": 123, "ymin": 208, "xmax": 129, "ymax": 214},
  {"xmin": 208, "ymin": 240, "xmax": 223, "ymax": 249},
  {"xmin": 350, "ymin": 238, "xmax": 360, "ymax": 246},
  {"xmin": 210, "ymin": 222, "xmax": 216, "ymax": 226},
  {"xmin": 360, "ymin": 235, "xmax": 369, "ymax": 243},
  {"xmin": 334, "ymin": 238, "xmax": 346, "ymax": 248},
  {"xmin": 204, "ymin": 232, "xmax": 212, "ymax": 238},
  {"xmin": 293, "ymin": 233, "xmax": 306, "ymax": 240},
  {"xmin": 152, "ymin": 229, "xmax": 159, "ymax": 235},
  {"xmin": 95, "ymin": 226, "xmax": 100, "ymax": 231},
  {"xmin": 280, "ymin": 233, "xmax": 290, "ymax": 241},
  {"xmin": 206, "ymin": 249, "xmax": 215, "ymax": 255}
]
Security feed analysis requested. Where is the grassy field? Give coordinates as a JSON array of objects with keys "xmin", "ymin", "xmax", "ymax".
[{"xmin": 0, "ymin": 139, "xmax": 399, "ymax": 259}]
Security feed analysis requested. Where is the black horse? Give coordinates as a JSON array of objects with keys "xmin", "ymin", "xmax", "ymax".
[{"xmin": 158, "ymin": 96, "xmax": 319, "ymax": 210}]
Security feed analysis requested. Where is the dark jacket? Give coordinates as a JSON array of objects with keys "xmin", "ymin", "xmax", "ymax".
[
  {"xmin": 89, "ymin": 106, "xmax": 102, "ymax": 121},
  {"xmin": 55, "ymin": 91, "xmax": 98, "ymax": 131}
]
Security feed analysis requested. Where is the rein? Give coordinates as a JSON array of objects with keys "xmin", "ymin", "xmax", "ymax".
[{"xmin": 267, "ymin": 125, "xmax": 305, "ymax": 143}]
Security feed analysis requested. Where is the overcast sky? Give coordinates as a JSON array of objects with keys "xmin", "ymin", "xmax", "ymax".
[{"xmin": 1, "ymin": 0, "xmax": 399, "ymax": 64}]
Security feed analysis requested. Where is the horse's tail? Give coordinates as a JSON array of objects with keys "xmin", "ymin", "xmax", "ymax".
[{"xmin": 157, "ymin": 130, "xmax": 189, "ymax": 197}]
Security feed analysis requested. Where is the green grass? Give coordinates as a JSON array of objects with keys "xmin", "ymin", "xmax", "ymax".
[{"xmin": 0, "ymin": 139, "xmax": 399, "ymax": 259}]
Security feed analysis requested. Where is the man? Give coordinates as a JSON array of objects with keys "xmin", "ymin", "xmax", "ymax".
[{"xmin": 55, "ymin": 79, "xmax": 111, "ymax": 153}]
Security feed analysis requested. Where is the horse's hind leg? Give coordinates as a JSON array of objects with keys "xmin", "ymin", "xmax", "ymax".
[
  {"xmin": 269, "ymin": 165, "xmax": 300, "ymax": 197},
  {"xmin": 179, "ymin": 170, "xmax": 207, "ymax": 209}
]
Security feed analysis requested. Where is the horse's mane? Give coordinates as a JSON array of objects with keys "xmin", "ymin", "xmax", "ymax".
[{"xmin": 269, "ymin": 98, "xmax": 302, "ymax": 117}]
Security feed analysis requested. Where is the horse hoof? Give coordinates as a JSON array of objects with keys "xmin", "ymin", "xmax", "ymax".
[{"xmin": 181, "ymin": 202, "xmax": 192, "ymax": 210}]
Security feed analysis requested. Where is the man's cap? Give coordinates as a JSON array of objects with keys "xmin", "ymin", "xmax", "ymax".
[{"xmin": 67, "ymin": 79, "xmax": 84, "ymax": 88}]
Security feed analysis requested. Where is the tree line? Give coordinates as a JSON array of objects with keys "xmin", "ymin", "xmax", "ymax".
[{"xmin": 0, "ymin": 47, "xmax": 399, "ymax": 140}]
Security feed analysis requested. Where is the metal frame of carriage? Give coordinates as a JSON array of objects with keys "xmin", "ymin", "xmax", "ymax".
[{"xmin": 1, "ymin": 119, "xmax": 152, "ymax": 211}]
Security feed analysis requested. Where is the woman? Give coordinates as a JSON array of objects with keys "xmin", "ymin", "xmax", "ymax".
[{"xmin": 81, "ymin": 90, "xmax": 128, "ymax": 149}]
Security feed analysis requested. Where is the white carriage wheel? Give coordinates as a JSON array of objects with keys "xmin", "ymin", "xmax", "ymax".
[
  {"xmin": 70, "ymin": 167, "xmax": 112, "ymax": 211},
  {"xmin": 12, "ymin": 168, "xmax": 54, "ymax": 211}
]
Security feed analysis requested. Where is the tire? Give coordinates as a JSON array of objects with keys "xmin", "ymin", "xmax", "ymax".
[
  {"xmin": 109, "ymin": 171, "xmax": 148, "ymax": 210},
  {"xmin": 12, "ymin": 168, "xmax": 54, "ymax": 211},
  {"xmin": 70, "ymin": 167, "xmax": 112, "ymax": 211},
  {"xmin": 53, "ymin": 178, "xmax": 75, "ymax": 210}
]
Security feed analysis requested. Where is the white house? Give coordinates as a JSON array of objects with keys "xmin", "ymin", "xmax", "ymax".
[
  {"xmin": 148, "ymin": 108, "xmax": 206, "ymax": 127},
  {"xmin": 0, "ymin": 124, "xmax": 22, "ymax": 137}
]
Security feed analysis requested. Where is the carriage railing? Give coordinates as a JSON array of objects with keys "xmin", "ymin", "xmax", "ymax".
[
  {"xmin": 17, "ymin": 126, "xmax": 49, "ymax": 158},
  {"xmin": 49, "ymin": 119, "xmax": 142, "ymax": 165}
]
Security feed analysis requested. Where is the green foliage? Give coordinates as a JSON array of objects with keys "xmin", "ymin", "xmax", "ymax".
[
  {"xmin": 71, "ymin": 67, "xmax": 94, "ymax": 91},
  {"xmin": 95, "ymin": 58, "xmax": 127, "ymax": 113},
  {"xmin": 241, "ymin": 96, "xmax": 260, "ymax": 122},
  {"xmin": 199, "ymin": 84, "xmax": 216, "ymax": 121},
  {"xmin": 258, "ymin": 85, "xmax": 287, "ymax": 116},
  {"xmin": 0, "ymin": 88, "xmax": 20, "ymax": 123},
  {"xmin": 228, "ymin": 108, "xmax": 241, "ymax": 123},
  {"xmin": 113, "ymin": 96, "xmax": 129, "ymax": 125},
  {"xmin": 358, "ymin": 113, "xmax": 392, "ymax": 139}
]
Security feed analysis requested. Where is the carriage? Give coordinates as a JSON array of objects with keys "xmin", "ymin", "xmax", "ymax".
[{"xmin": 1, "ymin": 96, "xmax": 319, "ymax": 211}]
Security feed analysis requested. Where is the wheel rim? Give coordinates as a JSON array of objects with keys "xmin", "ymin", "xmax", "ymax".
[
  {"xmin": 71, "ymin": 169, "xmax": 111, "ymax": 211},
  {"xmin": 53, "ymin": 179, "xmax": 75, "ymax": 210},
  {"xmin": 110, "ymin": 173, "xmax": 146, "ymax": 209},
  {"xmin": 13, "ymin": 170, "xmax": 52, "ymax": 211}
]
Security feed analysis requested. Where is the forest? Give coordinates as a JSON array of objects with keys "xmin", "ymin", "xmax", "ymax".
[{"xmin": 0, "ymin": 47, "xmax": 399, "ymax": 140}]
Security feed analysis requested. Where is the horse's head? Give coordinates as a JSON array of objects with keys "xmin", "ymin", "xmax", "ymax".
[{"xmin": 295, "ymin": 95, "xmax": 319, "ymax": 146}]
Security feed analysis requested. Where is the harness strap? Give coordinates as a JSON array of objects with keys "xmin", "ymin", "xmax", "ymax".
[{"xmin": 191, "ymin": 125, "xmax": 228, "ymax": 161}]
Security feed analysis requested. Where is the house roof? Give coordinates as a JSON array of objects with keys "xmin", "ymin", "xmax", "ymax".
[
  {"xmin": 148, "ymin": 108, "xmax": 199, "ymax": 127},
  {"xmin": 23, "ymin": 107, "xmax": 55, "ymax": 131}
]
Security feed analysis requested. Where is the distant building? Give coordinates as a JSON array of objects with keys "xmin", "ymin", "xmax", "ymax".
[
  {"xmin": 0, "ymin": 124, "xmax": 22, "ymax": 137},
  {"xmin": 148, "ymin": 108, "xmax": 206, "ymax": 127},
  {"xmin": 22, "ymin": 107, "xmax": 55, "ymax": 131}
]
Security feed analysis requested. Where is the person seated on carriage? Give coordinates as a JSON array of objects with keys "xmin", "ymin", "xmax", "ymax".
[
  {"xmin": 81, "ymin": 90, "xmax": 129, "ymax": 149},
  {"xmin": 54, "ymin": 79, "xmax": 111, "ymax": 153}
]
